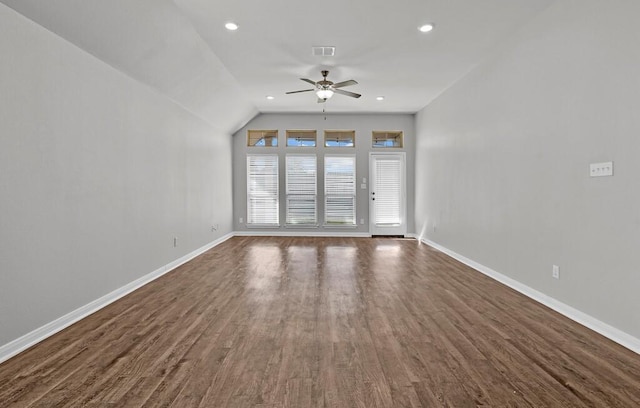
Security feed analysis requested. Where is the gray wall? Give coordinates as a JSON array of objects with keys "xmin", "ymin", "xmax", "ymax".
[
  {"xmin": 233, "ymin": 113, "xmax": 415, "ymax": 234},
  {"xmin": 414, "ymin": 0, "xmax": 640, "ymax": 339},
  {"xmin": 0, "ymin": 5, "xmax": 236, "ymax": 346}
]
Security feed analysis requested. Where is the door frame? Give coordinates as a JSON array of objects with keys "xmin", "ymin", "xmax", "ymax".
[{"xmin": 369, "ymin": 152, "xmax": 407, "ymax": 236}]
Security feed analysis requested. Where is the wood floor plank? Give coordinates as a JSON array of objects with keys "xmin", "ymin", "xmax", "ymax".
[{"xmin": 1, "ymin": 236, "xmax": 639, "ymax": 407}]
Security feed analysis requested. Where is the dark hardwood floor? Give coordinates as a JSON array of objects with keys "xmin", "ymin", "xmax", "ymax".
[{"xmin": 1, "ymin": 236, "xmax": 639, "ymax": 407}]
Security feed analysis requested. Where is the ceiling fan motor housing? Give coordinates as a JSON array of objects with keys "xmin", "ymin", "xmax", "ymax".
[{"xmin": 318, "ymin": 70, "xmax": 332, "ymax": 88}]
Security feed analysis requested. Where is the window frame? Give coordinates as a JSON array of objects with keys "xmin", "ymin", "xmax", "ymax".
[
  {"xmin": 247, "ymin": 129, "xmax": 279, "ymax": 147},
  {"xmin": 372, "ymin": 131, "xmax": 403, "ymax": 148},
  {"xmin": 286, "ymin": 129, "xmax": 317, "ymax": 147},
  {"xmin": 324, "ymin": 130, "xmax": 356, "ymax": 148}
]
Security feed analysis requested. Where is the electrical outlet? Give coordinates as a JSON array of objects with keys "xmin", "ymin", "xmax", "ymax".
[
  {"xmin": 239, "ymin": 217, "xmax": 244, "ymax": 224},
  {"xmin": 360, "ymin": 218, "xmax": 365, "ymax": 225},
  {"xmin": 173, "ymin": 237, "xmax": 178, "ymax": 247},
  {"xmin": 552, "ymin": 265, "xmax": 560, "ymax": 279},
  {"xmin": 211, "ymin": 224, "xmax": 218, "ymax": 232}
]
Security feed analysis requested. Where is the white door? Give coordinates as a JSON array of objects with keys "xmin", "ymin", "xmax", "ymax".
[{"xmin": 369, "ymin": 152, "xmax": 406, "ymax": 236}]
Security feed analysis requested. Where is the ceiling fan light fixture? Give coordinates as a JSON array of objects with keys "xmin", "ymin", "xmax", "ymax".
[
  {"xmin": 418, "ymin": 23, "xmax": 434, "ymax": 33},
  {"xmin": 316, "ymin": 89, "xmax": 334, "ymax": 99}
]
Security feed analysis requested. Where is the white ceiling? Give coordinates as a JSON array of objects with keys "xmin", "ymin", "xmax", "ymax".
[
  {"xmin": 2, "ymin": 0, "xmax": 556, "ymax": 124},
  {"xmin": 175, "ymin": 0, "xmax": 556, "ymax": 114}
]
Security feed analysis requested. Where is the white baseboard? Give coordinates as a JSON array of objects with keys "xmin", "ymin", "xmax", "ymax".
[
  {"xmin": 234, "ymin": 230, "xmax": 371, "ymax": 238},
  {"xmin": 0, "ymin": 233, "xmax": 234, "ymax": 365},
  {"xmin": 417, "ymin": 236, "xmax": 640, "ymax": 355}
]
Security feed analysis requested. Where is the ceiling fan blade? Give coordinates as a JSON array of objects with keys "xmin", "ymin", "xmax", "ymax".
[
  {"xmin": 332, "ymin": 79, "xmax": 358, "ymax": 89},
  {"xmin": 317, "ymin": 98, "xmax": 327, "ymax": 103},
  {"xmin": 334, "ymin": 88, "xmax": 361, "ymax": 98},
  {"xmin": 286, "ymin": 89, "xmax": 315, "ymax": 94},
  {"xmin": 300, "ymin": 78, "xmax": 317, "ymax": 85}
]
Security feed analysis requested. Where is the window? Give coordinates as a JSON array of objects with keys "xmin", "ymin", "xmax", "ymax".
[
  {"xmin": 248, "ymin": 130, "xmax": 278, "ymax": 147},
  {"xmin": 324, "ymin": 156, "xmax": 356, "ymax": 225},
  {"xmin": 324, "ymin": 130, "xmax": 355, "ymax": 147},
  {"xmin": 287, "ymin": 130, "xmax": 317, "ymax": 147},
  {"xmin": 247, "ymin": 155, "xmax": 279, "ymax": 225},
  {"xmin": 372, "ymin": 131, "xmax": 403, "ymax": 148},
  {"xmin": 286, "ymin": 155, "xmax": 317, "ymax": 225}
]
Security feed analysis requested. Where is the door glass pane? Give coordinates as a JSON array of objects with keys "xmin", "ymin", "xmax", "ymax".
[{"xmin": 374, "ymin": 159, "xmax": 401, "ymax": 225}]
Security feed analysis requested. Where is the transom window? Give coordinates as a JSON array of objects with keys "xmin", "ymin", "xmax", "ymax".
[
  {"xmin": 372, "ymin": 131, "xmax": 403, "ymax": 148},
  {"xmin": 286, "ymin": 130, "xmax": 317, "ymax": 147},
  {"xmin": 247, "ymin": 130, "xmax": 278, "ymax": 147},
  {"xmin": 324, "ymin": 130, "xmax": 355, "ymax": 147}
]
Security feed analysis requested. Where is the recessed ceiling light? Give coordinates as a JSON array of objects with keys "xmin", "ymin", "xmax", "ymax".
[
  {"xmin": 266, "ymin": 96, "xmax": 275, "ymax": 100},
  {"xmin": 225, "ymin": 22, "xmax": 239, "ymax": 31},
  {"xmin": 376, "ymin": 96, "xmax": 385, "ymax": 101},
  {"xmin": 418, "ymin": 23, "xmax": 434, "ymax": 33}
]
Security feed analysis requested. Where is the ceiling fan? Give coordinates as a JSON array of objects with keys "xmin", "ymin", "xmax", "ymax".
[{"xmin": 286, "ymin": 70, "xmax": 361, "ymax": 103}]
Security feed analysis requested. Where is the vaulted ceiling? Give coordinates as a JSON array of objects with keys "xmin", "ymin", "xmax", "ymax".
[{"xmin": 1, "ymin": 0, "xmax": 556, "ymax": 131}]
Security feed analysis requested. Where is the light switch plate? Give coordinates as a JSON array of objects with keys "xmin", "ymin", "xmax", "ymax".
[{"xmin": 590, "ymin": 161, "xmax": 613, "ymax": 177}]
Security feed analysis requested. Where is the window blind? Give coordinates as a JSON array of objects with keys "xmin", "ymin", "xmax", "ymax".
[
  {"xmin": 372, "ymin": 131, "xmax": 403, "ymax": 148},
  {"xmin": 374, "ymin": 159, "xmax": 401, "ymax": 225},
  {"xmin": 286, "ymin": 130, "xmax": 317, "ymax": 147},
  {"xmin": 247, "ymin": 155, "xmax": 279, "ymax": 225},
  {"xmin": 247, "ymin": 130, "xmax": 278, "ymax": 147},
  {"xmin": 324, "ymin": 130, "xmax": 355, "ymax": 147},
  {"xmin": 286, "ymin": 155, "xmax": 317, "ymax": 224},
  {"xmin": 324, "ymin": 156, "xmax": 356, "ymax": 225}
]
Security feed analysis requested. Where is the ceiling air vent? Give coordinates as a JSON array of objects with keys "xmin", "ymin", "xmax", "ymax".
[{"xmin": 312, "ymin": 46, "xmax": 335, "ymax": 57}]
